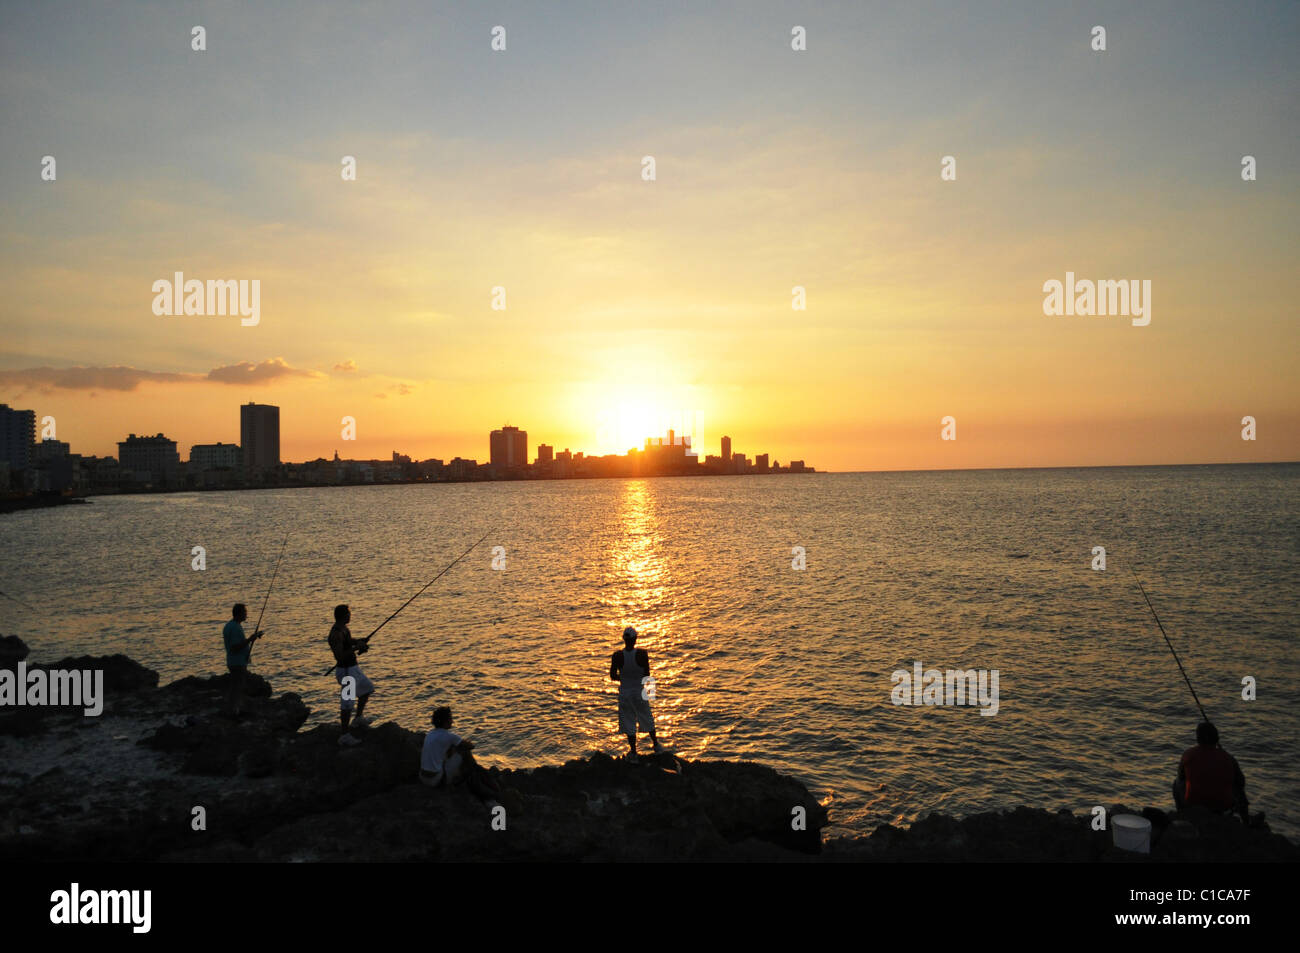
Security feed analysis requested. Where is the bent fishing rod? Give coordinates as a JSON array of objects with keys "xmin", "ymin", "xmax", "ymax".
[
  {"xmin": 0, "ymin": 588, "xmax": 34, "ymax": 611},
  {"xmin": 251, "ymin": 533, "xmax": 290, "ymax": 640},
  {"xmin": 1132, "ymin": 569, "xmax": 1209, "ymax": 723},
  {"xmin": 323, "ymin": 528, "xmax": 492, "ymax": 675}
]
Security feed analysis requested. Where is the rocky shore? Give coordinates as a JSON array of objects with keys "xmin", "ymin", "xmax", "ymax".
[{"xmin": 1, "ymin": 639, "xmax": 1295, "ymax": 863}]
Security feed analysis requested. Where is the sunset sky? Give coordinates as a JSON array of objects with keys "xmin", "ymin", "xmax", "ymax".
[{"xmin": 2, "ymin": 1, "xmax": 1296, "ymax": 472}]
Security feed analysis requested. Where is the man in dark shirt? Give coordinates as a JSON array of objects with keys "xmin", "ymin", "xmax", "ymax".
[
  {"xmin": 1172, "ymin": 721, "xmax": 1249, "ymax": 822},
  {"xmin": 221, "ymin": 603, "xmax": 263, "ymax": 717},
  {"xmin": 329, "ymin": 604, "xmax": 374, "ymax": 745}
]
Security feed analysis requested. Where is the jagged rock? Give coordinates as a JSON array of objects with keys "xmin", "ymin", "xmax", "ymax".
[
  {"xmin": 138, "ymin": 689, "xmax": 309, "ymax": 777},
  {"xmin": 1, "ymin": 644, "xmax": 1295, "ymax": 863},
  {"xmin": 0, "ymin": 707, "xmax": 50, "ymax": 737},
  {"xmin": 162, "ymin": 671, "xmax": 272, "ymax": 702},
  {"xmin": 183, "ymin": 742, "xmax": 240, "ymax": 777},
  {"xmin": 0, "ymin": 635, "xmax": 29, "ymax": 669},
  {"xmin": 0, "ymin": 645, "xmax": 159, "ymax": 735},
  {"xmin": 41, "ymin": 653, "xmax": 159, "ymax": 692},
  {"xmin": 822, "ymin": 801, "xmax": 1298, "ymax": 863},
  {"xmin": 238, "ymin": 743, "xmax": 279, "ymax": 778},
  {"xmin": 1, "ymin": 644, "xmax": 831, "ymax": 862}
]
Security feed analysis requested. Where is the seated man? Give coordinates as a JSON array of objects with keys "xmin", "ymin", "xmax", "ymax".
[
  {"xmin": 1172, "ymin": 721, "xmax": 1249, "ymax": 822},
  {"xmin": 419, "ymin": 706, "xmax": 501, "ymax": 802}
]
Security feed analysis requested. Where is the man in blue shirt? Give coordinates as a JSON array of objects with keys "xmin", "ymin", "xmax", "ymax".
[{"xmin": 222, "ymin": 603, "xmax": 263, "ymax": 717}]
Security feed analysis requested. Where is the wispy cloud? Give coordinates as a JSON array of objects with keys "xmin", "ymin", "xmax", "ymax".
[
  {"xmin": 0, "ymin": 365, "xmax": 196, "ymax": 392},
  {"xmin": 0, "ymin": 358, "xmax": 318, "ymax": 394},
  {"xmin": 204, "ymin": 358, "xmax": 319, "ymax": 386}
]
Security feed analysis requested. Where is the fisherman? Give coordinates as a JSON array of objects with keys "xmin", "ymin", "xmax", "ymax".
[
  {"xmin": 609, "ymin": 626, "xmax": 664, "ymax": 762},
  {"xmin": 329, "ymin": 604, "xmax": 374, "ymax": 746},
  {"xmin": 222, "ymin": 603, "xmax": 263, "ymax": 718},
  {"xmin": 419, "ymin": 706, "xmax": 502, "ymax": 802},
  {"xmin": 1172, "ymin": 721, "xmax": 1249, "ymax": 823}
]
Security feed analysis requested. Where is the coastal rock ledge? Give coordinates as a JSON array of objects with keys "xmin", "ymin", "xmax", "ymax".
[{"xmin": 1, "ymin": 643, "xmax": 1295, "ymax": 863}]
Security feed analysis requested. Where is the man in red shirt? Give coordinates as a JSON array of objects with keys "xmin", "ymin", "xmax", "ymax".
[{"xmin": 1172, "ymin": 721, "xmax": 1249, "ymax": 822}]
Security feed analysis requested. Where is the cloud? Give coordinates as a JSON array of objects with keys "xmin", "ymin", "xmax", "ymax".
[
  {"xmin": 334, "ymin": 359, "xmax": 357, "ymax": 372},
  {"xmin": 0, "ymin": 365, "xmax": 196, "ymax": 392},
  {"xmin": 0, "ymin": 358, "xmax": 318, "ymax": 394},
  {"xmin": 205, "ymin": 358, "xmax": 319, "ymax": 385},
  {"xmin": 371, "ymin": 382, "xmax": 414, "ymax": 400}
]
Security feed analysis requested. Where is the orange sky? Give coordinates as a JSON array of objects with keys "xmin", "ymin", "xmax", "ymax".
[{"xmin": 2, "ymin": 3, "xmax": 1297, "ymax": 471}]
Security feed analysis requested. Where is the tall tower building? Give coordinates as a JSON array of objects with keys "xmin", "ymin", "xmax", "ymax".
[
  {"xmin": 721, "ymin": 435, "xmax": 732, "ymax": 463},
  {"xmin": 0, "ymin": 404, "xmax": 37, "ymax": 472},
  {"xmin": 489, "ymin": 425, "xmax": 528, "ymax": 469},
  {"xmin": 240, "ymin": 403, "xmax": 280, "ymax": 474}
]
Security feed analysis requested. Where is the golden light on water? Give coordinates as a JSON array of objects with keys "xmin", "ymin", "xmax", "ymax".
[
  {"xmin": 610, "ymin": 480, "xmax": 664, "ymax": 608},
  {"xmin": 588, "ymin": 480, "xmax": 694, "ymax": 748}
]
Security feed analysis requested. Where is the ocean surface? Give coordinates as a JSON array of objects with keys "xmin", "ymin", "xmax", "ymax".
[{"xmin": 3, "ymin": 464, "xmax": 1298, "ymax": 839}]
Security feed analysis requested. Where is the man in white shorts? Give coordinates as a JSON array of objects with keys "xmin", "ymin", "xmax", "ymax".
[
  {"xmin": 329, "ymin": 604, "xmax": 374, "ymax": 746},
  {"xmin": 609, "ymin": 626, "xmax": 664, "ymax": 762}
]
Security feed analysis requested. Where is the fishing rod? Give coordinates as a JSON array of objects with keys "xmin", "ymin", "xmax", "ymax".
[
  {"xmin": 1132, "ymin": 569, "xmax": 1209, "ymax": 723},
  {"xmin": 0, "ymin": 588, "xmax": 34, "ymax": 611},
  {"xmin": 251, "ymin": 534, "xmax": 289, "ymax": 640},
  {"xmin": 323, "ymin": 529, "xmax": 492, "ymax": 675}
]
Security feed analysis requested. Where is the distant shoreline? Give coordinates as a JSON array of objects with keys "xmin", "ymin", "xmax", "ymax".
[
  {"xmin": 0, "ymin": 495, "xmax": 91, "ymax": 515},
  {"xmin": 2, "ymin": 466, "xmax": 822, "ymax": 509},
  {"xmin": 6, "ymin": 459, "xmax": 1297, "ymax": 513}
]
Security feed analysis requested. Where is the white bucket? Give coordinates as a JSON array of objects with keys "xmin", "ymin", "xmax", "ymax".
[{"xmin": 1113, "ymin": 814, "xmax": 1152, "ymax": 854}]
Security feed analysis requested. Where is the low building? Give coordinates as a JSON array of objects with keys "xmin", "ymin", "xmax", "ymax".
[
  {"xmin": 118, "ymin": 433, "xmax": 180, "ymax": 487},
  {"xmin": 189, "ymin": 442, "xmax": 242, "ymax": 471}
]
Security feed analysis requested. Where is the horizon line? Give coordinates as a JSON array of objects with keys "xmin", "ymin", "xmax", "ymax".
[{"xmin": 821, "ymin": 459, "xmax": 1299, "ymax": 476}]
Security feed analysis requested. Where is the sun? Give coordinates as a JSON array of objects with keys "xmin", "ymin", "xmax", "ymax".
[
  {"xmin": 574, "ymin": 369, "xmax": 705, "ymax": 456},
  {"xmin": 595, "ymin": 402, "xmax": 660, "ymax": 455}
]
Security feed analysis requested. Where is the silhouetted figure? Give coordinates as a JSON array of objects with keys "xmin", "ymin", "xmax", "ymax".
[
  {"xmin": 222, "ymin": 603, "xmax": 262, "ymax": 717},
  {"xmin": 1172, "ymin": 721, "xmax": 1249, "ymax": 822},
  {"xmin": 329, "ymin": 604, "xmax": 374, "ymax": 745},
  {"xmin": 609, "ymin": 626, "xmax": 663, "ymax": 762},
  {"xmin": 420, "ymin": 706, "xmax": 502, "ymax": 802}
]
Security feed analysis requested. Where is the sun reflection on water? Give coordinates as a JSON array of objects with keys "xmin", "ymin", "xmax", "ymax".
[{"xmin": 586, "ymin": 480, "xmax": 695, "ymax": 753}]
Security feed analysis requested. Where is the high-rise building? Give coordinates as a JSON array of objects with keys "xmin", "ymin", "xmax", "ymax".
[
  {"xmin": 0, "ymin": 404, "xmax": 36, "ymax": 472},
  {"xmin": 240, "ymin": 403, "xmax": 280, "ymax": 474},
  {"xmin": 755, "ymin": 453, "xmax": 769, "ymax": 472},
  {"xmin": 489, "ymin": 425, "xmax": 528, "ymax": 469},
  {"xmin": 118, "ymin": 433, "xmax": 180, "ymax": 486},
  {"xmin": 721, "ymin": 435, "xmax": 732, "ymax": 463},
  {"xmin": 536, "ymin": 444, "xmax": 554, "ymax": 465}
]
